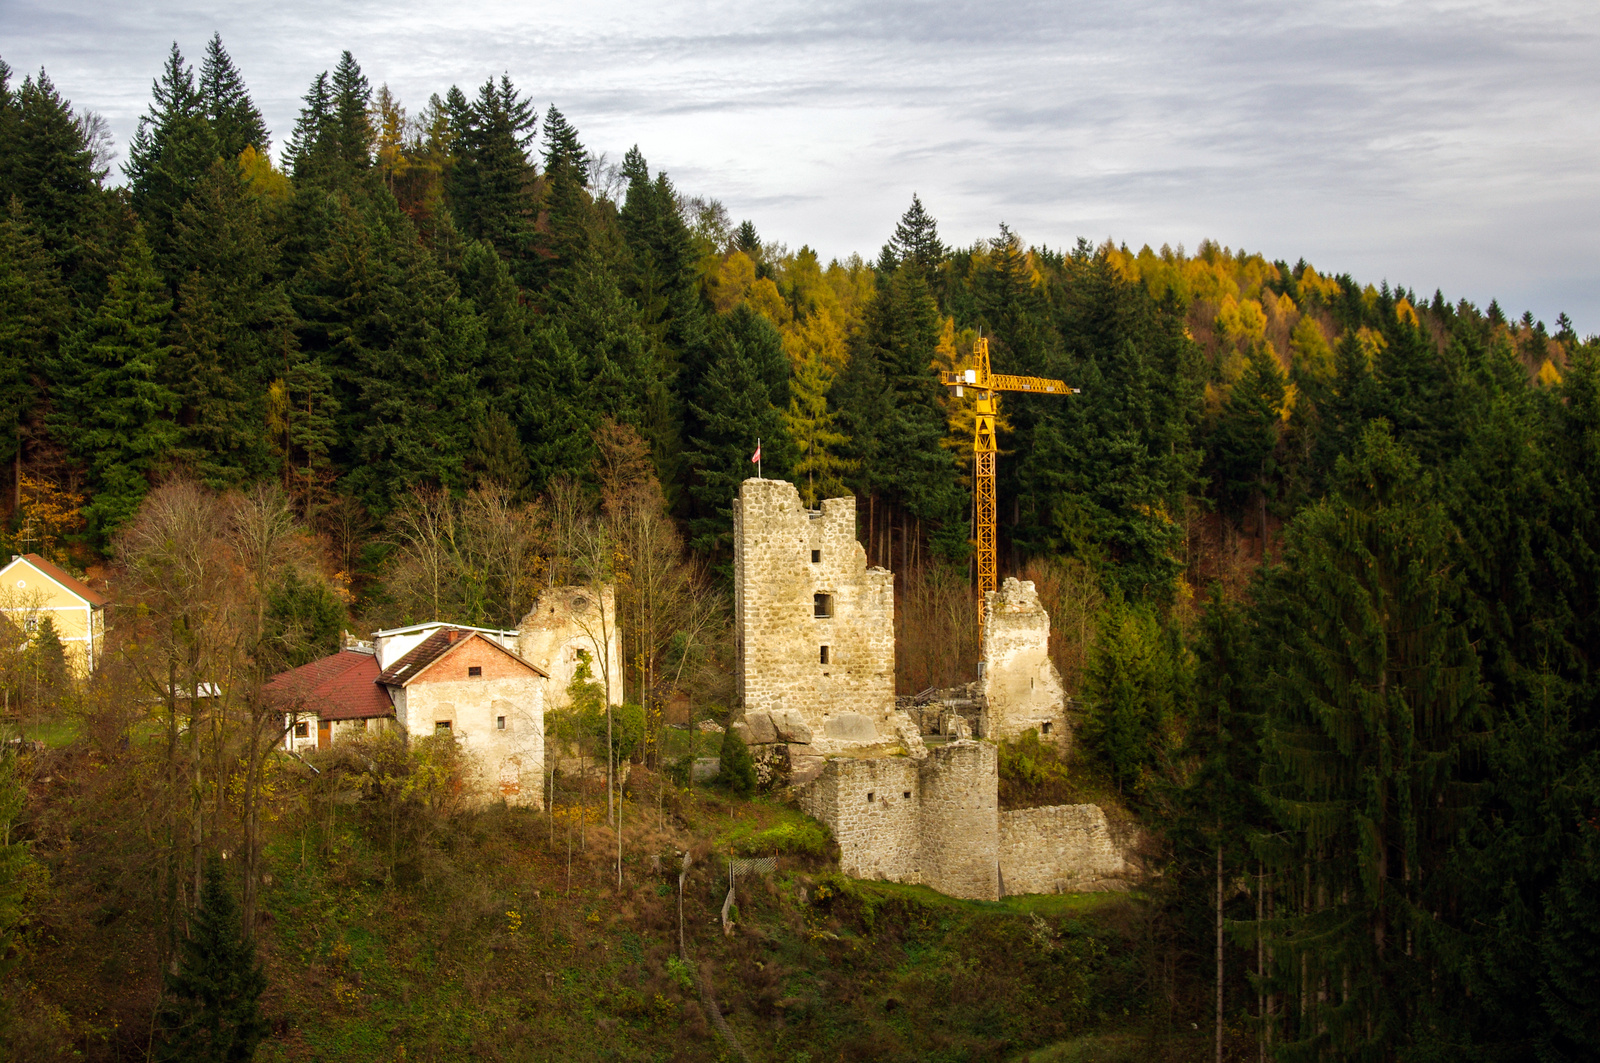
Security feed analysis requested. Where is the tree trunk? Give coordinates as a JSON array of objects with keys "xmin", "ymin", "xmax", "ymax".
[{"xmin": 1217, "ymin": 841, "xmax": 1224, "ymax": 1063}]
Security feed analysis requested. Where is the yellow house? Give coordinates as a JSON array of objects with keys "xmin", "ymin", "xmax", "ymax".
[{"xmin": 0, "ymin": 553, "xmax": 107, "ymax": 676}]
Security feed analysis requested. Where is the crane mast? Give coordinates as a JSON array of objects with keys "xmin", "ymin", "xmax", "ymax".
[{"xmin": 939, "ymin": 337, "xmax": 1077, "ymax": 643}]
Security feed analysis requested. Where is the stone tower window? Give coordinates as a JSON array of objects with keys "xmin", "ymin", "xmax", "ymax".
[
  {"xmin": 866, "ymin": 792, "xmax": 874, "ymax": 803},
  {"xmin": 811, "ymin": 549, "xmax": 821, "ymax": 563},
  {"xmin": 813, "ymin": 592, "xmax": 833, "ymax": 618},
  {"xmin": 1042, "ymin": 721, "xmax": 1052, "ymax": 735},
  {"xmin": 820, "ymin": 645, "xmax": 830, "ymax": 664}
]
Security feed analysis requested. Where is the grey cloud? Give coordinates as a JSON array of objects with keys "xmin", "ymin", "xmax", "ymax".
[{"xmin": 3, "ymin": 0, "xmax": 1595, "ymax": 328}]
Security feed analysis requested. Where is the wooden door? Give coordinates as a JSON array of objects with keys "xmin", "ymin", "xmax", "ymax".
[{"xmin": 317, "ymin": 719, "xmax": 331, "ymax": 749}]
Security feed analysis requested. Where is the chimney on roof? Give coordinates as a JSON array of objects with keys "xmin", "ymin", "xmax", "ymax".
[{"xmin": 446, "ymin": 629, "xmax": 459, "ymax": 643}]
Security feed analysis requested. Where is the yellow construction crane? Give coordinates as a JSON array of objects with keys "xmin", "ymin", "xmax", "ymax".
[{"xmin": 940, "ymin": 337, "xmax": 1077, "ymax": 641}]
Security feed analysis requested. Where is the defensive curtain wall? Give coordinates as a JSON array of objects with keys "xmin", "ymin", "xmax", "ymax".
[{"xmin": 732, "ymin": 477, "xmax": 1139, "ymax": 901}]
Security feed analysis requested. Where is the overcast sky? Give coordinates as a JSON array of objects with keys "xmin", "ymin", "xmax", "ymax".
[{"xmin": 6, "ymin": 0, "xmax": 1597, "ymax": 331}]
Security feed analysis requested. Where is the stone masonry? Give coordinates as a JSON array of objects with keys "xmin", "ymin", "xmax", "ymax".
[
  {"xmin": 980, "ymin": 577, "xmax": 1070, "ymax": 748},
  {"xmin": 732, "ymin": 476, "xmax": 1139, "ymax": 901},
  {"xmin": 517, "ymin": 585, "xmax": 623, "ymax": 712},
  {"xmin": 797, "ymin": 741, "xmax": 1000, "ymax": 901},
  {"xmin": 733, "ymin": 479, "xmax": 896, "ymax": 755},
  {"xmin": 999, "ymin": 805, "xmax": 1140, "ymax": 893}
]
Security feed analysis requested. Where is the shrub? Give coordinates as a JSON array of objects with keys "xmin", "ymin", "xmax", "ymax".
[{"xmin": 718, "ymin": 725, "xmax": 756, "ymax": 795}]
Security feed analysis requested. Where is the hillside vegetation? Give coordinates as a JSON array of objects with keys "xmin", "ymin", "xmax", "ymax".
[{"xmin": 2, "ymin": 36, "xmax": 1599, "ymax": 1063}]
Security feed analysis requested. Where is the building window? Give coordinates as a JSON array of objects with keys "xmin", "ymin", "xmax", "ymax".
[
  {"xmin": 496, "ymin": 716, "xmax": 506, "ymax": 730},
  {"xmin": 820, "ymin": 645, "xmax": 829, "ymax": 665},
  {"xmin": 903, "ymin": 791, "xmax": 911, "ymax": 799},
  {"xmin": 1041, "ymin": 721, "xmax": 1052, "ymax": 735},
  {"xmin": 435, "ymin": 721, "xmax": 452, "ymax": 734},
  {"xmin": 468, "ymin": 665, "xmax": 482, "ymax": 677},
  {"xmin": 811, "ymin": 549, "xmax": 821, "ymax": 563},
  {"xmin": 813, "ymin": 592, "xmax": 833, "ymax": 618},
  {"xmin": 866, "ymin": 792, "xmax": 874, "ymax": 803},
  {"xmin": 294, "ymin": 721, "xmax": 309, "ymax": 738}
]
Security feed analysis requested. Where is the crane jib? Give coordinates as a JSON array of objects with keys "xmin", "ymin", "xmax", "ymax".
[{"xmin": 938, "ymin": 340, "xmax": 1078, "ymax": 645}]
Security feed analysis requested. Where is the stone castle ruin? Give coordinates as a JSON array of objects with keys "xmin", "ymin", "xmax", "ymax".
[{"xmin": 731, "ymin": 477, "xmax": 1138, "ymax": 901}]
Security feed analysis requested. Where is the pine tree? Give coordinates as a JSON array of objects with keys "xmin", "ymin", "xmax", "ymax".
[
  {"xmin": 153, "ymin": 853, "xmax": 268, "ymax": 1063},
  {"xmin": 198, "ymin": 34, "xmax": 267, "ymax": 158},
  {"xmin": 51, "ymin": 229, "xmax": 178, "ymax": 540}
]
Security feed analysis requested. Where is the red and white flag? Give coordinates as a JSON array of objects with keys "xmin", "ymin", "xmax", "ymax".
[{"xmin": 750, "ymin": 444, "xmax": 762, "ymax": 463}]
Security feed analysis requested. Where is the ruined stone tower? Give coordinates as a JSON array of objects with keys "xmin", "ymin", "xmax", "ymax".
[
  {"xmin": 732, "ymin": 478, "xmax": 896, "ymax": 753},
  {"xmin": 979, "ymin": 577, "xmax": 1070, "ymax": 747},
  {"xmin": 732, "ymin": 478, "xmax": 1137, "ymax": 900}
]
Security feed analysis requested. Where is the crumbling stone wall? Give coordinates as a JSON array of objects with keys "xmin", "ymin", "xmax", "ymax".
[
  {"xmin": 999, "ymin": 805, "xmax": 1139, "ymax": 893},
  {"xmin": 733, "ymin": 478, "xmax": 896, "ymax": 754},
  {"xmin": 796, "ymin": 741, "xmax": 1000, "ymax": 901},
  {"xmin": 517, "ymin": 585, "xmax": 622, "ymax": 712},
  {"xmin": 798, "ymin": 756, "xmax": 921, "ymax": 884},
  {"xmin": 980, "ymin": 578, "xmax": 1069, "ymax": 748}
]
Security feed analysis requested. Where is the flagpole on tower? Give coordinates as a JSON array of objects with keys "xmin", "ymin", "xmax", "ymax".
[{"xmin": 752, "ymin": 438, "xmax": 762, "ymax": 479}]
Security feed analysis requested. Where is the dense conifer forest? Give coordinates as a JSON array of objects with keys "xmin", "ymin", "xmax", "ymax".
[{"xmin": 2, "ymin": 38, "xmax": 1598, "ymax": 1062}]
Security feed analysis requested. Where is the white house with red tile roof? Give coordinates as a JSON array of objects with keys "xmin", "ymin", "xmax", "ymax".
[{"xmin": 269, "ymin": 622, "xmax": 550, "ymax": 807}]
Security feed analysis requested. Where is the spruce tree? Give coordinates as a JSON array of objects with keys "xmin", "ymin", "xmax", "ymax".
[
  {"xmin": 198, "ymin": 34, "xmax": 267, "ymax": 159},
  {"xmin": 719, "ymin": 723, "xmax": 756, "ymax": 796},
  {"xmin": 845, "ymin": 264, "xmax": 964, "ymax": 550},
  {"xmin": 1254, "ymin": 421, "xmax": 1483, "ymax": 1056},
  {"xmin": 51, "ymin": 229, "xmax": 178, "ymax": 541},
  {"xmin": 329, "ymin": 52, "xmax": 373, "ymax": 177},
  {"xmin": 125, "ymin": 44, "xmax": 217, "ymax": 274},
  {"xmin": 526, "ymin": 105, "xmax": 594, "ymax": 292},
  {"xmin": 0, "ymin": 208, "xmax": 68, "ymax": 482},
  {"xmin": 3, "ymin": 69, "xmax": 106, "ymax": 295},
  {"xmin": 684, "ymin": 309, "xmax": 795, "ymax": 554},
  {"xmin": 165, "ymin": 158, "xmax": 289, "ymax": 486},
  {"xmin": 1205, "ymin": 339, "xmax": 1286, "ymax": 529},
  {"xmin": 884, "ymin": 193, "xmax": 945, "ymax": 275},
  {"xmin": 448, "ymin": 76, "xmax": 537, "ymax": 257},
  {"xmin": 153, "ymin": 853, "xmax": 268, "ymax": 1063},
  {"xmin": 283, "ymin": 72, "xmax": 336, "ymax": 183}
]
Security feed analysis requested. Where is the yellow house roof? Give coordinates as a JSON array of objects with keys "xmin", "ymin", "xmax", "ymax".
[{"xmin": 1, "ymin": 554, "xmax": 107, "ymax": 608}]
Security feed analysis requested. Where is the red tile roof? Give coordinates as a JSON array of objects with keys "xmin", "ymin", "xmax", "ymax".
[
  {"xmin": 264, "ymin": 650, "xmax": 393, "ymax": 721},
  {"xmin": 7, "ymin": 553, "xmax": 107, "ymax": 606},
  {"xmin": 375, "ymin": 627, "xmax": 547, "ymax": 687}
]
